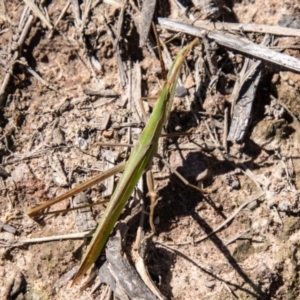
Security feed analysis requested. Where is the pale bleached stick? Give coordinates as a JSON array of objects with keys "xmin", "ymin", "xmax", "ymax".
[
  {"xmin": 23, "ymin": 0, "xmax": 53, "ymax": 29},
  {"xmin": 11, "ymin": 231, "xmax": 94, "ymax": 247},
  {"xmin": 193, "ymin": 19, "xmax": 300, "ymax": 38},
  {"xmin": 158, "ymin": 18, "xmax": 300, "ymax": 73},
  {"xmin": 0, "ymin": 14, "xmax": 33, "ymax": 106}
]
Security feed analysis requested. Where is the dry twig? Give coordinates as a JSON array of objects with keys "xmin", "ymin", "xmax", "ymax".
[{"xmin": 158, "ymin": 18, "xmax": 300, "ymax": 73}]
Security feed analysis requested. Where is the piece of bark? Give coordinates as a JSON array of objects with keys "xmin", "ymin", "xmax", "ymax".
[
  {"xmin": 98, "ymin": 230, "xmax": 158, "ymax": 300},
  {"xmin": 227, "ymin": 58, "xmax": 262, "ymax": 142},
  {"xmin": 74, "ymin": 193, "xmax": 97, "ymax": 232},
  {"xmin": 50, "ymin": 154, "xmax": 68, "ymax": 187},
  {"xmin": 137, "ymin": 0, "xmax": 157, "ymax": 47},
  {"xmin": 227, "ymin": 35, "xmax": 270, "ymax": 142}
]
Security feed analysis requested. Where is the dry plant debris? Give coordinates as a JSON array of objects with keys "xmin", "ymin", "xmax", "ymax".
[{"xmin": 1, "ymin": 0, "xmax": 300, "ymax": 299}]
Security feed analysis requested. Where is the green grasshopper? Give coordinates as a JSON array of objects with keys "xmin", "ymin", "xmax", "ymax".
[{"xmin": 27, "ymin": 38, "xmax": 198, "ymax": 285}]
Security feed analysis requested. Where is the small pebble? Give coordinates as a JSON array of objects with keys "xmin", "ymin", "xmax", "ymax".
[
  {"xmin": 103, "ymin": 130, "xmax": 114, "ymax": 138},
  {"xmin": 0, "ymin": 232, "xmax": 15, "ymax": 243},
  {"xmin": 205, "ymin": 280, "xmax": 216, "ymax": 288},
  {"xmin": 175, "ymin": 86, "xmax": 188, "ymax": 97}
]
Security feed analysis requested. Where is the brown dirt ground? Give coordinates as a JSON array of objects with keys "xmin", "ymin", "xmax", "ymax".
[{"xmin": 1, "ymin": 1, "xmax": 300, "ymax": 299}]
